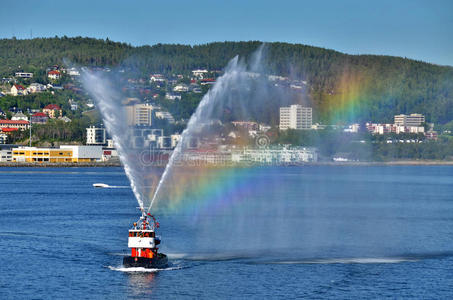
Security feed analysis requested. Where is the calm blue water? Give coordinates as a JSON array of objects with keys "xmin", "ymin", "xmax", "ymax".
[{"xmin": 1, "ymin": 166, "xmax": 452, "ymax": 299}]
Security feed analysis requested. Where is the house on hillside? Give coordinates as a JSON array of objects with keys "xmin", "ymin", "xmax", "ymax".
[
  {"xmin": 48, "ymin": 70, "xmax": 61, "ymax": 80},
  {"xmin": 0, "ymin": 120, "xmax": 30, "ymax": 131},
  {"xmin": 173, "ymin": 84, "xmax": 189, "ymax": 92},
  {"xmin": 59, "ymin": 116, "xmax": 72, "ymax": 123},
  {"xmin": 150, "ymin": 74, "xmax": 166, "ymax": 83},
  {"xmin": 11, "ymin": 84, "xmax": 28, "ymax": 96},
  {"xmin": 43, "ymin": 104, "xmax": 62, "ymax": 119},
  {"xmin": 11, "ymin": 112, "xmax": 28, "ymax": 121},
  {"xmin": 15, "ymin": 72, "xmax": 33, "ymax": 79},
  {"xmin": 165, "ymin": 93, "xmax": 181, "ymax": 101},
  {"xmin": 67, "ymin": 68, "xmax": 80, "ymax": 76},
  {"xmin": 28, "ymin": 83, "xmax": 47, "ymax": 93},
  {"xmin": 192, "ymin": 69, "xmax": 208, "ymax": 79},
  {"xmin": 68, "ymin": 99, "xmax": 78, "ymax": 111},
  {"xmin": 200, "ymin": 78, "xmax": 216, "ymax": 85},
  {"xmin": 31, "ymin": 112, "xmax": 49, "ymax": 124}
]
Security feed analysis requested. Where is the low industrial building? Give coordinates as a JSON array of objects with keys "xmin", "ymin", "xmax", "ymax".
[
  {"xmin": 12, "ymin": 145, "xmax": 103, "ymax": 163},
  {"xmin": 60, "ymin": 145, "xmax": 103, "ymax": 162}
]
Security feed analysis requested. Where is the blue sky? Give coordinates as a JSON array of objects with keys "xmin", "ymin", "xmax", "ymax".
[{"xmin": 1, "ymin": 0, "xmax": 452, "ymax": 66}]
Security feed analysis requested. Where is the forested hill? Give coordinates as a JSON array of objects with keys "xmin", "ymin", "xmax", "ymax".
[{"xmin": 1, "ymin": 37, "xmax": 452, "ymax": 124}]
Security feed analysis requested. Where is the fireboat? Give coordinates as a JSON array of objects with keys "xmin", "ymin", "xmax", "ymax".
[{"xmin": 122, "ymin": 211, "xmax": 168, "ymax": 268}]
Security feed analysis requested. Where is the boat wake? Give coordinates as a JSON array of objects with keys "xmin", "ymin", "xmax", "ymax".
[
  {"xmin": 92, "ymin": 183, "xmax": 128, "ymax": 188},
  {"xmin": 263, "ymin": 257, "xmax": 419, "ymax": 264},
  {"xmin": 105, "ymin": 186, "xmax": 129, "ymax": 188},
  {"xmin": 166, "ymin": 252, "xmax": 256, "ymax": 261},
  {"xmin": 166, "ymin": 251, "xmax": 453, "ymax": 264},
  {"xmin": 108, "ymin": 265, "xmax": 182, "ymax": 273}
]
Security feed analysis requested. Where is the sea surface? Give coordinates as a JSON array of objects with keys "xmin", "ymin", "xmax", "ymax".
[{"xmin": 0, "ymin": 166, "xmax": 452, "ymax": 299}]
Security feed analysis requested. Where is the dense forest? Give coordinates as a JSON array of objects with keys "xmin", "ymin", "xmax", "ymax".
[{"xmin": 1, "ymin": 37, "xmax": 452, "ymax": 125}]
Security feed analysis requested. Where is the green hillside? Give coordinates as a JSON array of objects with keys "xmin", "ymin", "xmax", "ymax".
[{"xmin": 1, "ymin": 37, "xmax": 452, "ymax": 124}]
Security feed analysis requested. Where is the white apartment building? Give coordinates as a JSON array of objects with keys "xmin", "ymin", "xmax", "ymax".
[
  {"xmin": 279, "ymin": 104, "xmax": 312, "ymax": 130},
  {"xmin": 126, "ymin": 103, "xmax": 153, "ymax": 126},
  {"xmin": 394, "ymin": 114, "xmax": 425, "ymax": 127},
  {"xmin": 232, "ymin": 147, "xmax": 318, "ymax": 164},
  {"xmin": 366, "ymin": 123, "xmax": 425, "ymax": 135},
  {"xmin": 86, "ymin": 126, "xmax": 106, "ymax": 145}
]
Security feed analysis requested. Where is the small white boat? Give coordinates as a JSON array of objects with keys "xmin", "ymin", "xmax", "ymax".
[{"xmin": 93, "ymin": 183, "xmax": 109, "ymax": 188}]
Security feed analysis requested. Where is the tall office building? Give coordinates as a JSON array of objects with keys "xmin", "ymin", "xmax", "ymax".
[{"xmin": 279, "ymin": 105, "xmax": 312, "ymax": 130}]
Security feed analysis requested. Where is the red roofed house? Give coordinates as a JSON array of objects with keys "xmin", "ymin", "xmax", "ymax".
[
  {"xmin": 11, "ymin": 84, "xmax": 28, "ymax": 96},
  {"xmin": 31, "ymin": 112, "xmax": 49, "ymax": 124},
  {"xmin": 43, "ymin": 104, "xmax": 62, "ymax": 119},
  {"xmin": 0, "ymin": 120, "xmax": 30, "ymax": 132},
  {"xmin": 48, "ymin": 70, "xmax": 61, "ymax": 80},
  {"xmin": 200, "ymin": 78, "xmax": 216, "ymax": 85}
]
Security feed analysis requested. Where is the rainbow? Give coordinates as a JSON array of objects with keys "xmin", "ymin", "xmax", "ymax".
[
  {"xmin": 151, "ymin": 166, "xmax": 270, "ymax": 216},
  {"xmin": 317, "ymin": 70, "xmax": 373, "ymax": 124},
  {"xmin": 146, "ymin": 70, "xmax": 384, "ymax": 213}
]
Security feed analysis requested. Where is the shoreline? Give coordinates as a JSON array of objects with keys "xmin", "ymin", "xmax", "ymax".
[
  {"xmin": 313, "ymin": 160, "xmax": 453, "ymax": 166},
  {"xmin": 0, "ymin": 160, "xmax": 453, "ymax": 168},
  {"xmin": 0, "ymin": 162, "xmax": 122, "ymax": 168}
]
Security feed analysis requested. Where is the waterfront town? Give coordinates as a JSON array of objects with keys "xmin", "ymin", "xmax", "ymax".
[{"xmin": 0, "ymin": 66, "xmax": 447, "ymax": 165}]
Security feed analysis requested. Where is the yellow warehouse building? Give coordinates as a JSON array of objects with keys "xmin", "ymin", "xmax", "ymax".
[{"xmin": 12, "ymin": 146, "xmax": 103, "ymax": 163}]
